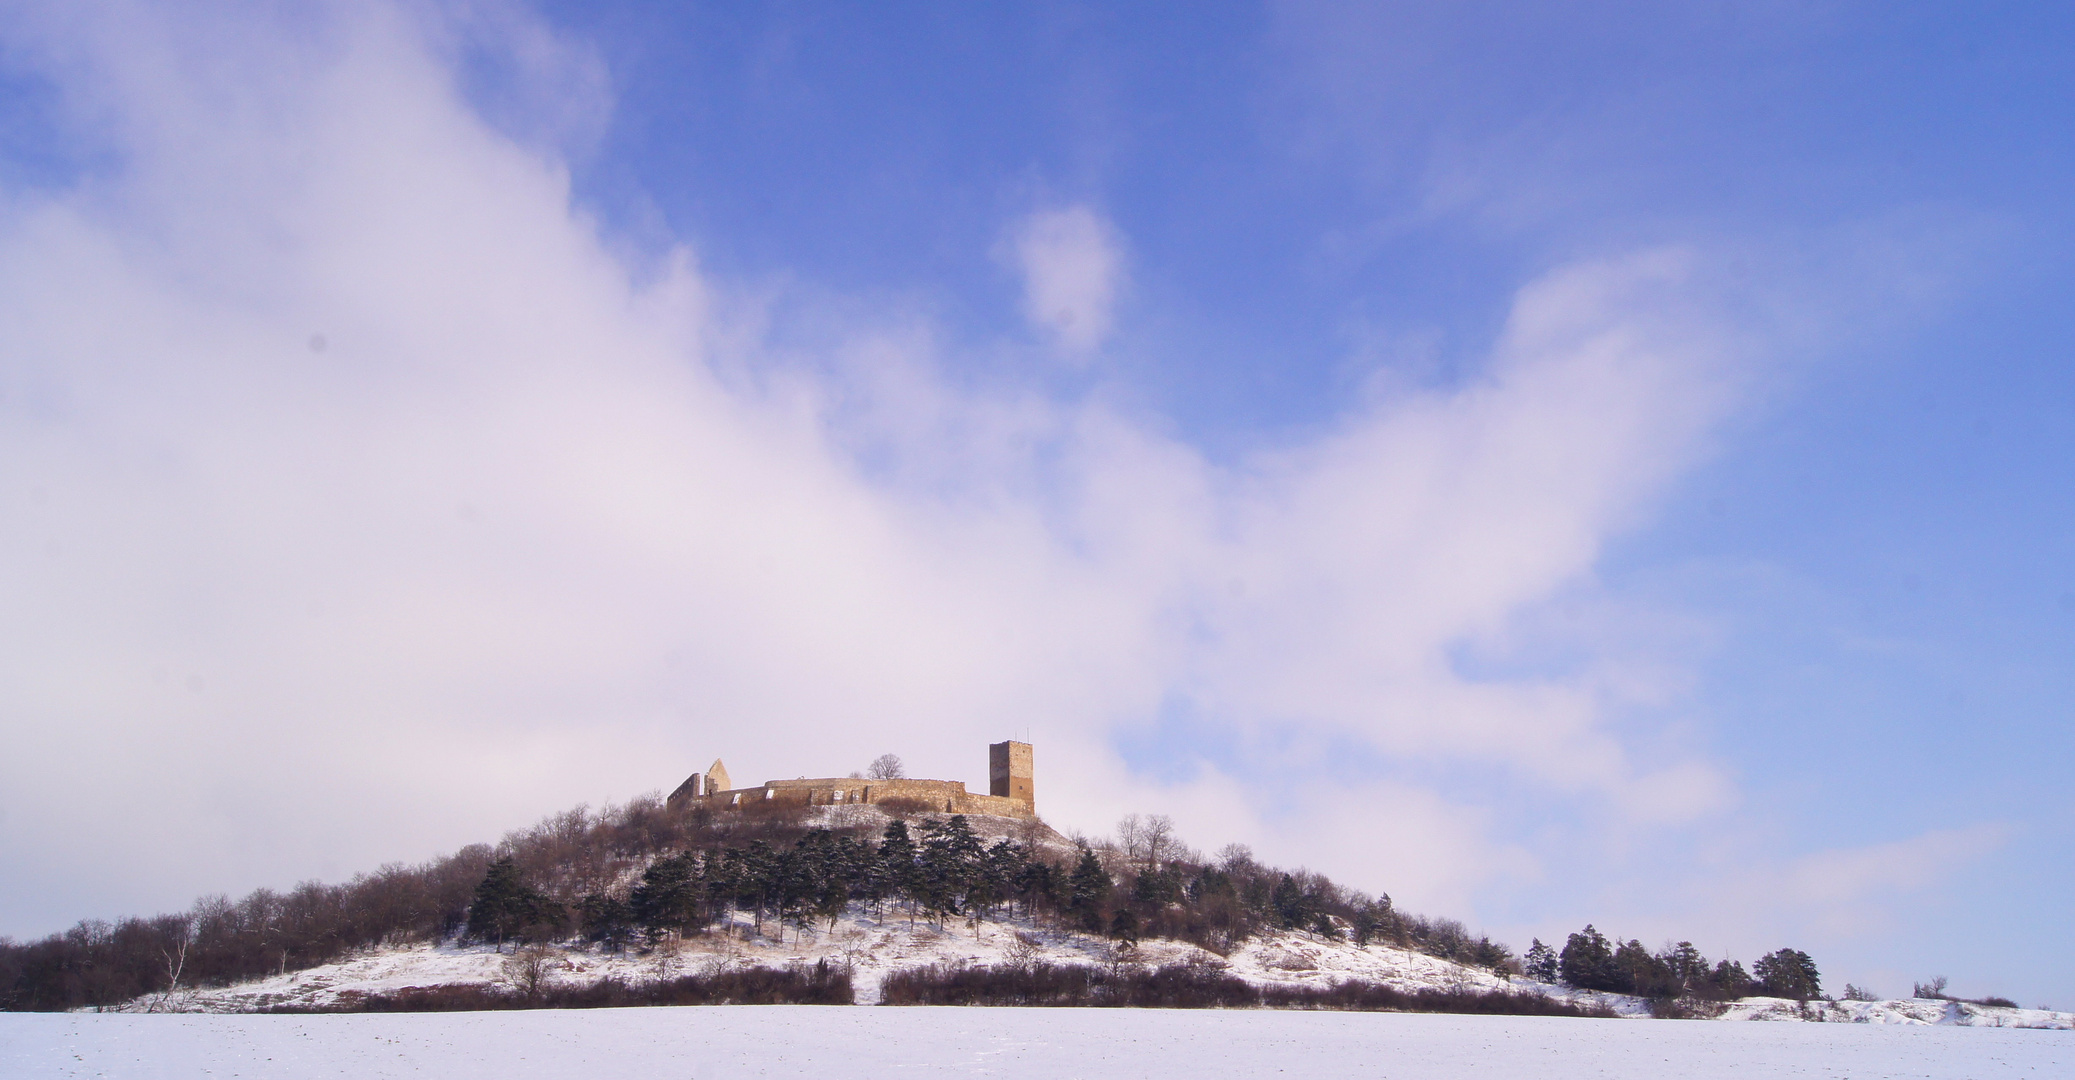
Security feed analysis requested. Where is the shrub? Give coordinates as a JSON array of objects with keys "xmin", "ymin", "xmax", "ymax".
[
  {"xmin": 1258, "ymin": 981, "xmax": 1616, "ymax": 1018},
  {"xmin": 264, "ymin": 961, "xmax": 851, "ymax": 1012},
  {"xmin": 880, "ymin": 961, "xmax": 1614, "ymax": 1017},
  {"xmin": 880, "ymin": 960, "xmax": 1253, "ymax": 1008}
]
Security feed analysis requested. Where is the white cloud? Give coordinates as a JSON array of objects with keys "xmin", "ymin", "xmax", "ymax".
[
  {"xmin": 1785, "ymin": 825, "xmax": 2009, "ymax": 906},
  {"xmin": 1004, "ymin": 205, "xmax": 1125, "ymax": 356},
  {"xmin": 1622, "ymin": 823, "xmax": 2017, "ymax": 966},
  {"xmin": 0, "ymin": 0, "xmax": 1811, "ymax": 935}
]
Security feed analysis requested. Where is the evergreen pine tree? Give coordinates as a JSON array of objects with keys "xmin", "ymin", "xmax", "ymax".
[
  {"xmin": 741, "ymin": 841, "xmax": 781, "ymax": 935},
  {"xmin": 1270, "ymin": 874, "xmax": 1319, "ymax": 931},
  {"xmin": 1559, "ymin": 925, "xmax": 1620, "ymax": 991},
  {"xmin": 773, "ymin": 838, "xmax": 819, "ymax": 942},
  {"xmin": 629, "ymin": 852, "xmax": 703, "ymax": 940},
  {"xmin": 466, "ymin": 857, "xmax": 558, "ymax": 949},
  {"xmin": 1753, "ymin": 948, "xmax": 1822, "ymax": 1000},
  {"xmin": 576, "ymin": 893, "xmax": 636, "ymax": 952},
  {"xmin": 1613, "ymin": 938, "xmax": 1676, "ymax": 998},
  {"xmin": 1523, "ymin": 938, "xmax": 1560, "ymax": 982},
  {"xmin": 701, "ymin": 847, "xmax": 742, "ymax": 932},
  {"xmin": 1014, "ymin": 858, "xmax": 1060, "ymax": 918},
  {"xmin": 916, "ymin": 815, "xmax": 985, "ymax": 924},
  {"xmin": 810, "ymin": 834, "xmax": 862, "ymax": 932},
  {"xmin": 1350, "ymin": 898, "xmax": 1395, "ymax": 948},
  {"xmin": 1663, "ymin": 941, "xmax": 1708, "ymax": 994},
  {"xmin": 721, "ymin": 842, "xmax": 779, "ymax": 934},
  {"xmin": 1711, "ymin": 958, "xmax": 1754, "ymax": 999},
  {"xmin": 1132, "ymin": 867, "xmax": 1183, "ymax": 907},
  {"xmin": 964, "ymin": 839, "xmax": 1021, "ymax": 922},
  {"xmin": 878, "ymin": 820, "xmax": 918, "ymax": 921},
  {"xmin": 1067, "ymin": 846, "xmax": 1110, "ymax": 933}
]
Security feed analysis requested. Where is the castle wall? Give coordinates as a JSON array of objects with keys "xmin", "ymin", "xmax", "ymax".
[
  {"xmin": 672, "ymin": 776, "xmax": 1032, "ymax": 818},
  {"xmin": 954, "ymin": 792, "xmax": 1033, "ymax": 817},
  {"xmin": 668, "ymin": 742, "xmax": 1035, "ymax": 818},
  {"xmin": 666, "ymin": 773, "xmax": 703, "ymax": 809}
]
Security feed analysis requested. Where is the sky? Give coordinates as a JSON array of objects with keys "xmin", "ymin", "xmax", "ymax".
[{"xmin": 0, "ymin": 0, "xmax": 2070, "ymax": 1005}]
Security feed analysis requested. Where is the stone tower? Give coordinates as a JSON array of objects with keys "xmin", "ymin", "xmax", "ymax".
[
  {"xmin": 705, "ymin": 758, "xmax": 730, "ymax": 795},
  {"xmin": 989, "ymin": 740, "xmax": 1034, "ymax": 807}
]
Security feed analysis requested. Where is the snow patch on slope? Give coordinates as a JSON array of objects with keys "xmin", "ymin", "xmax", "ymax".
[
  {"xmin": 1719, "ymin": 996, "xmax": 2074, "ymax": 1028},
  {"xmin": 104, "ymin": 904, "xmax": 2073, "ymax": 1029}
]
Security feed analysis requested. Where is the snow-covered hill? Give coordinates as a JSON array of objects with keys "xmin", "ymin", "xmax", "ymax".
[{"xmin": 104, "ymin": 905, "xmax": 2072, "ymax": 1028}]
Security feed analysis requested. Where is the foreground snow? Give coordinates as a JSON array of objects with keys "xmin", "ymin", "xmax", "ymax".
[
  {"xmin": 9, "ymin": 1006, "xmax": 2072, "ymax": 1079},
  {"xmin": 109, "ymin": 906, "xmax": 2072, "ymax": 1031}
]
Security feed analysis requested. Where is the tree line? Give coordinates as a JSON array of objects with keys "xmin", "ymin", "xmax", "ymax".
[{"xmin": 1520, "ymin": 925, "xmax": 1823, "ymax": 1007}]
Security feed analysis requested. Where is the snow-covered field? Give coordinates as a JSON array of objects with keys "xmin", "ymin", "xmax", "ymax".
[
  {"xmin": 9, "ymin": 1006, "xmax": 2073, "ymax": 1079},
  {"xmin": 106, "ymin": 905, "xmax": 2073, "ymax": 1032}
]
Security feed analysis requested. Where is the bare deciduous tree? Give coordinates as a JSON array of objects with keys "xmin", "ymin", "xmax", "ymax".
[
  {"xmin": 1113, "ymin": 813, "xmax": 1178, "ymax": 869},
  {"xmin": 503, "ymin": 944, "xmax": 556, "ymax": 999},
  {"xmin": 1140, "ymin": 815, "xmax": 1177, "ymax": 870},
  {"xmin": 867, "ymin": 754, "xmax": 905, "ymax": 780},
  {"xmin": 1115, "ymin": 814, "xmax": 1143, "ymax": 864},
  {"xmin": 1004, "ymin": 931, "xmax": 1043, "ymax": 972},
  {"xmin": 146, "ymin": 915, "xmax": 192, "ymax": 1013}
]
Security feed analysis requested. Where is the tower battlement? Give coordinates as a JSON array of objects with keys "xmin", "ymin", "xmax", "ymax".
[{"xmin": 989, "ymin": 740, "xmax": 1033, "ymax": 805}]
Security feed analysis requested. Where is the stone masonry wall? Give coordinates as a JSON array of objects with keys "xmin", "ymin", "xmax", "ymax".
[
  {"xmin": 671, "ymin": 776, "xmax": 1033, "ymax": 818},
  {"xmin": 666, "ymin": 742, "xmax": 1037, "ymax": 819}
]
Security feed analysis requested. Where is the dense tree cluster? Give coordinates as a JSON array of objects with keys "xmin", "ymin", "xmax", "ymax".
[
  {"xmin": 1518, "ymin": 925, "xmax": 1821, "ymax": 1005},
  {"xmin": 470, "ymin": 809, "xmax": 1521, "ymax": 980},
  {"xmin": 575, "ymin": 817, "xmax": 1042, "ymax": 946},
  {"xmin": 466, "ymin": 858, "xmax": 561, "ymax": 947},
  {"xmin": 1751, "ymin": 948, "xmax": 1823, "ymax": 1001}
]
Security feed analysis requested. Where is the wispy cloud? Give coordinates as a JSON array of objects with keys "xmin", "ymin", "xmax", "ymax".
[{"xmin": 1003, "ymin": 205, "xmax": 1125, "ymax": 357}]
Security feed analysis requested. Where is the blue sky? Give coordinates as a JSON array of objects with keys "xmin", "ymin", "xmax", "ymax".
[
  {"xmin": 1, "ymin": 1, "xmax": 2070, "ymax": 1004},
  {"xmin": 523, "ymin": 0, "xmax": 2075, "ymax": 994}
]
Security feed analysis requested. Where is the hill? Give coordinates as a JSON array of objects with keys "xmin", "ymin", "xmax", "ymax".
[{"xmin": 3, "ymin": 795, "xmax": 2065, "ymax": 1027}]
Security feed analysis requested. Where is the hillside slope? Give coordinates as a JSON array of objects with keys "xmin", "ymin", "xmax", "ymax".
[{"xmin": 107, "ymin": 904, "xmax": 2072, "ymax": 1028}]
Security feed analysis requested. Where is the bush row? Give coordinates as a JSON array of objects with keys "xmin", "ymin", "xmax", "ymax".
[
  {"xmin": 880, "ymin": 960, "xmax": 1613, "ymax": 1017},
  {"xmin": 264, "ymin": 961, "xmax": 852, "ymax": 1012}
]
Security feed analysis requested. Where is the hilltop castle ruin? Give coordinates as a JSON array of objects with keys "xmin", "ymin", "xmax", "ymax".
[{"xmin": 666, "ymin": 740, "xmax": 1035, "ymax": 819}]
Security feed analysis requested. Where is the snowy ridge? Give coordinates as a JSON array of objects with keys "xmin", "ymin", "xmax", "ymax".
[
  {"xmin": 103, "ymin": 905, "xmax": 2073, "ymax": 1027},
  {"xmin": 1717, "ymin": 996, "xmax": 2074, "ymax": 1028}
]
